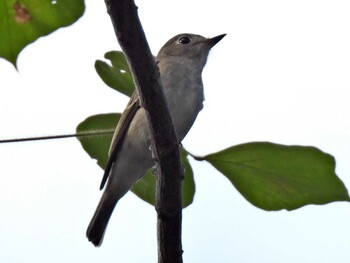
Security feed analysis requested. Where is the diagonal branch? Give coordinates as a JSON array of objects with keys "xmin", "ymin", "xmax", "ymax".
[{"xmin": 104, "ymin": 1, "xmax": 183, "ymax": 262}]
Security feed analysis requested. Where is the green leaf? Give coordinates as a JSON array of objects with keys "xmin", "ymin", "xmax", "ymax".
[
  {"xmin": 132, "ymin": 148, "xmax": 195, "ymax": 208},
  {"xmin": 95, "ymin": 51, "xmax": 135, "ymax": 97},
  {"xmin": 205, "ymin": 142, "xmax": 349, "ymax": 211},
  {"xmin": 0, "ymin": 0, "xmax": 85, "ymax": 67},
  {"xmin": 76, "ymin": 113, "xmax": 195, "ymax": 208}
]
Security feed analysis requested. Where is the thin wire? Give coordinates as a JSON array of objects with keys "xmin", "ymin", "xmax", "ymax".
[{"xmin": 0, "ymin": 130, "xmax": 115, "ymax": 144}]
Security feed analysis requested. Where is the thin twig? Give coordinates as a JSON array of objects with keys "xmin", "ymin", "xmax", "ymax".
[{"xmin": 0, "ymin": 130, "xmax": 114, "ymax": 144}]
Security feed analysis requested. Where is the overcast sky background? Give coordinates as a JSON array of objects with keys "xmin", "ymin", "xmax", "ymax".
[{"xmin": 1, "ymin": 0, "xmax": 350, "ymax": 262}]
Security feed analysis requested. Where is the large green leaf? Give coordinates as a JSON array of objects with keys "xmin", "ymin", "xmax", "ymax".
[
  {"xmin": 204, "ymin": 142, "xmax": 349, "ymax": 211},
  {"xmin": 76, "ymin": 113, "xmax": 195, "ymax": 208},
  {"xmin": 95, "ymin": 51, "xmax": 135, "ymax": 97},
  {"xmin": 0, "ymin": 0, "xmax": 85, "ymax": 67}
]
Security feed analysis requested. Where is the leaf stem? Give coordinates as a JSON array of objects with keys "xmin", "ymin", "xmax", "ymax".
[{"xmin": 182, "ymin": 147, "xmax": 205, "ymax": 161}]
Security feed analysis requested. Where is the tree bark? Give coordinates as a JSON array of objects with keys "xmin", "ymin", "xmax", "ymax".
[{"xmin": 104, "ymin": 1, "xmax": 183, "ymax": 262}]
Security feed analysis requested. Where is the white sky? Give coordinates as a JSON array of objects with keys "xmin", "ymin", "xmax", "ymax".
[{"xmin": 1, "ymin": 0, "xmax": 350, "ymax": 262}]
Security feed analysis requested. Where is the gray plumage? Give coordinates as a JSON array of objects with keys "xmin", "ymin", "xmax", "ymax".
[{"xmin": 86, "ymin": 33, "xmax": 225, "ymax": 246}]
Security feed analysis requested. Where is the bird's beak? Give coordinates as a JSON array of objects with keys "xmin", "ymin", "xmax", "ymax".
[{"xmin": 207, "ymin": 34, "xmax": 226, "ymax": 48}]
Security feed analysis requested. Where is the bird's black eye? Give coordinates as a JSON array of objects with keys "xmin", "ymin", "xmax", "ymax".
[{"xmin": 178, "ymin": 36, "xmax": 191, "ymax": 45}]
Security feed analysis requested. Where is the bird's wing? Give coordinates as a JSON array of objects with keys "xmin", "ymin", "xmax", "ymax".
[{"xmin": 99, "ymin": 92, "xmax": 141, "ymax": 190}]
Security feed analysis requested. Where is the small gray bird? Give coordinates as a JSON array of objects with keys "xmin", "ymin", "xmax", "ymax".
[{"xmin": 87, "ymin": 33, "xmax": 225, "ymax": 246}]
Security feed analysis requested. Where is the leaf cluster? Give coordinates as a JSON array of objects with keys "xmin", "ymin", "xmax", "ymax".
[{"xmin": 77, "ymin": 52, "xmax": 350, "ymax": 211}]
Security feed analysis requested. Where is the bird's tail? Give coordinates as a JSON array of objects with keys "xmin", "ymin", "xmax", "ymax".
[{"xmin": 86, "ymin": 192, "xmax": 117, "ymax": 246}]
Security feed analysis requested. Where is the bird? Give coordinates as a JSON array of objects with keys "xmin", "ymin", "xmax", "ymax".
[{"xmin": 86, "ymin": 33, "xmax": 226, "ymax": 246}]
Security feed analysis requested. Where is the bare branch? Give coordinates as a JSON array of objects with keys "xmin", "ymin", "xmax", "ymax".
[{"xmin": 105, "ymin": 1, "xmax": 183, "ymax": 262}]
